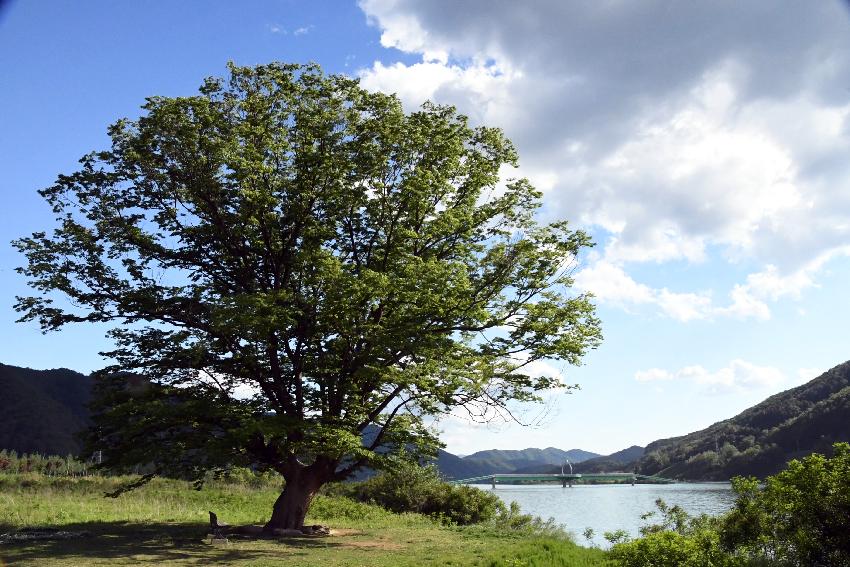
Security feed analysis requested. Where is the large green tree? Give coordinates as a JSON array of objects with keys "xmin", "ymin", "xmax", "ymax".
[{"xmin": 14, "ymin": 63, "xmax": 601, "ymax": 530}]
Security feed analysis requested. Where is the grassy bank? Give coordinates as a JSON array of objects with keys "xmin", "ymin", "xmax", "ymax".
[{"xmin": 0, "ymin": 475, "xmax": 611, "ymax": 566}]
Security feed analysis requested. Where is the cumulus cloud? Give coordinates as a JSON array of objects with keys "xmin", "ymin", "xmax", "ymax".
[
  {"xmin": 574, "ymin": 259, "xmax": 722, "ymax": 321},
  {"xmin": 573, "ymin": 260, "xmax": 654, "ymax": 307},
  {"xmin": 573, "ymin": 253, "xmax": 848, "ymax": 322},
  {"xmin": 358, "ymin": 0, "xmax": 850, "ymax": 314},
  {"xmin": 574, "ymin": 259, "xmax": 758, "ymax": 322},
  {"xmin": 635, "ymin": 359, "xmax": 786, "ymax": 394},
  {"xmin": 717, "ymin": 246, "xmax": 850, "ymax": 318},
  {"xmin": 715, "ymin": 283, "xmax": 771, "ymax": 321}
]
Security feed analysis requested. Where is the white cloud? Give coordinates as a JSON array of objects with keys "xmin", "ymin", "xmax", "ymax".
[
  {"xmin": 656, "ymin": 289, "xmax": 713, "ymax": 322},
  {"xmin": 707, "ymin": 264, "xmax": 816, "ymax": 321},
  {"xmin": 715, "ymin": 284, "xmax": 771, "ymax": 321},
  {"xmin": 358, "ymin": 0, "xmax": 850, "ymax": 309},
  {"xmin": 635, "ymin": 359, "xmax": 786, "ymax": 394},
  {"xmin": 359, "ymin": 59, "xmax": 519, "ymax": 126},
  {"xmin": 573, "ymin": 260, "xmax": 654, "ymax": 307},
  {"xmin": 293, "ymin": 25, "xmax": 313, "ymax": 36},
  {"xmin": 715, "ymin": 246, "xmax": 850, "ymax": 319},
  {"xmin": 574, "ymin": 259, "xmax": 738, "ymax": 322},
  {"xmin": 361, "ymin": 0, "xmax": 440, "ymax": 60},
  {"xmin": 745, "ymin": 265, "xmax": 815, "ymax": 301},
  {"xmin": 603, "ymin": 230, "xmax": 707, "ymax": 265},
  {"xmin": 576, "ymin": 245, "xmax": 850, "ymax": 322}
]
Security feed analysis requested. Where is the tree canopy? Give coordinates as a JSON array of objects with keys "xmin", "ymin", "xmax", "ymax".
[{"xmin": 14, "ymin": 62, "xmax": 601, "ymax": 529}]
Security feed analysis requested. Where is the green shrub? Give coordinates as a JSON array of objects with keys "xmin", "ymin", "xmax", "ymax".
[
  {"xmin": 720, "ymin": 442, "xmax": 850, "ymax": 566},
  {"xmin": 217, "ymin": 466, "xmax": 281, "ymax": 488},
  {"xmin": 327, "ymin": 460, "xmax": 506, "ymax": 525},
  {"xmin": 480, "ymin": 537, "xmax": 609, "ymax": 567},
  {"xmin": 611, "ymin": 443, "xmax": 850, "ymax": 567},
  {"xmin": 607, "ymin": 498, "xmax": 741, "ymax": 566},
  {"xmin": 489, "ymin": 501, "xmax": 566, "ymax": 538},
  {"xmin": 307, "ymin": 494, "xmax": 393, "ymax": 522},
  {"xmin": 611, "ymin": 530, "xmax": 742, "ymax": 567}
]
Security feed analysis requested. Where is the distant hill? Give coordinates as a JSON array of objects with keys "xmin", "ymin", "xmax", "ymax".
[
  {"xmin": 459, "ymin": 447, "xmax": 600, "ymax": 475},
  {"xmin": 603, "ymin": 444, "xmax": 645, "ymax": 464},
  {"xmin": 572, "ymin": 445, "xmax": 645, "ymax": 473},
  {"xmin": 512, "ymin": 445, "xmax": 645, "ymax": 474},
  {"xmin": 435, "ymin": 450, "xmax": 492, "ymax": 479},
  {"xmin": 0, "ymin": 363, "xmax": 92, "ymax": 455},
  {"xmin": 637, "ymin": 361, "xmax": 850, "ymax": 480}
]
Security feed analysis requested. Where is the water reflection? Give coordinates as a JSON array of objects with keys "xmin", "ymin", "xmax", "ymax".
[{"xmin": 486, "ymin": 482, "xmax": 735, "ymax": 548}]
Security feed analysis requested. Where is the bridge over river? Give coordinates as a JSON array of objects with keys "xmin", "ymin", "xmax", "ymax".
[{"xmin": 450, "ymin": 472, "xmax": 676, "ymax": 488}]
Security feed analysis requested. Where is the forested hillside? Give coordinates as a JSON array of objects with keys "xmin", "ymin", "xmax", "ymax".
[
  {"xmin": 637, "ymin": 361, "xmax": 850, "ymax": 480},
  {"xmin": 0, "ymin": 364, "xmax": 92, "ymax": 455},
  {"xmin": 435, "ymin": 450, "xmax": 492, "ymax": 479},
  {"xmin": 572, "ymin": 445, "xmax": 645, "ymax": 473}
]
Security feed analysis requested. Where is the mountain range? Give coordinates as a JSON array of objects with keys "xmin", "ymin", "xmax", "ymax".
[
  {"xmin": 513, "ymin": 445, "xmax": 646, "ymax": 475},
  {"xmin": 437, "ymin": 447, "xmax": 601, "ymax": 479},
  {"xmin": 2, "ymin": 360, "xmax": 849, "ymax": 480}
]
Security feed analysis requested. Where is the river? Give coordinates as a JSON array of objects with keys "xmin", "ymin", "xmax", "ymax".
[{"xmin": 486, "ymin": 482, "xmax": 735, "ymax": 548}]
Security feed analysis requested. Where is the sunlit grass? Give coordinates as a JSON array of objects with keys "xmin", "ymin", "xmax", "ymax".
[{"xmin": 0, "ymin": 474, "xmax": 612, "ymax": 566}]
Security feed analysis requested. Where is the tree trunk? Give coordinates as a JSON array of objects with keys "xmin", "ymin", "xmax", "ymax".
[{"xmin": 263, "ymin": 472, "xmax": 323, "ymax": 531}]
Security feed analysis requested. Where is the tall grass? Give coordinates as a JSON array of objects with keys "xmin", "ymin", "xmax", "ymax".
[
  {"xmin": 0, "ymin": 474, "xmax": 276, "ymax": 527},
  {"xmin": 0, "ymin": 451, "xmax": 93, "ymax": 477},
  {"xmin": 0, "ymin": 473, "xmax": 427, "ymax": 530}
]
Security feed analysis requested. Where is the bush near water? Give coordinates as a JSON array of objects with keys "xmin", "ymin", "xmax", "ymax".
[
  {"xmin": 611, "ymin": 442, "xmax": 850, "ymax": 566},
  {"xmin": 324, "ymin": 459, "xmax": 568, "ymax": 536}
]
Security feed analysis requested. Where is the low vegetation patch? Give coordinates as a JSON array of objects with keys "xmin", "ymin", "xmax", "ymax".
[
  {"xmin": 323, "ymin": 460, "xmax": 506, "ymax": 525},
  {"xmin": 0, "ymin": 473, "xmax": 610, "ymax": 566},
  {"xmin": 610, "ymin": 442, "xmax": 850, "ymax": 567},
  {"xmin": 0, "ymin": 450, "xmax": 92, "ymax": 477}
]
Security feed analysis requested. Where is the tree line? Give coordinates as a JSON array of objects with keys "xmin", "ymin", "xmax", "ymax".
[{"xmin": 0, "ymin": 451, "xmax": 94, "ymax": 477}]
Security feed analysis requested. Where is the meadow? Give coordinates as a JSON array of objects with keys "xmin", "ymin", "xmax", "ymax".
[{"xmin": 0, "ymin": 474, "xmax": 611, "ymax": 566}]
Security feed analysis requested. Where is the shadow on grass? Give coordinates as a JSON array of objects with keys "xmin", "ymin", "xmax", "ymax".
[{"xmin": 0, "ymin": 521, "xmax": 342, "ymax": 565}]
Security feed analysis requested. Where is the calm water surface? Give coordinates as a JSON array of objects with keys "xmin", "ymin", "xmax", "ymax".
[{"xmin": 487, "ymin": 483, "xmax": 735, "ymax": 547}]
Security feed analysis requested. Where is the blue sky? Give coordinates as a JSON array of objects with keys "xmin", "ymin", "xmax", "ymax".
[{"xmin": 2, "ymin": 1, "xmax": 850, "ymax": 455}]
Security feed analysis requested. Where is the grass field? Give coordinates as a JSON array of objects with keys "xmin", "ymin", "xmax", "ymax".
[{"xmin": 0, "ymin": 475, "xmax": 612, "ymax": 566}]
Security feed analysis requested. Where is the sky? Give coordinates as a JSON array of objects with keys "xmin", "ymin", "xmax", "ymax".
[{"xmin": 2, "ymin": 1, "xmax": 850, "ymax": 456}]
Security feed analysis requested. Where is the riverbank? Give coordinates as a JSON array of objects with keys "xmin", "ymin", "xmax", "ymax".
[{"xmin": 0, "ymin": 475, "xmax": 611, "ymax": 566}]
